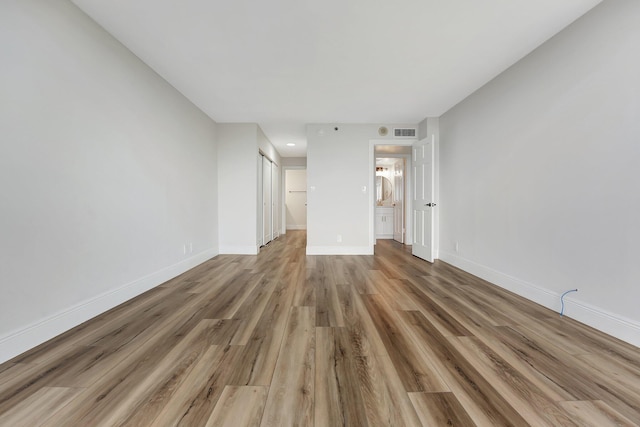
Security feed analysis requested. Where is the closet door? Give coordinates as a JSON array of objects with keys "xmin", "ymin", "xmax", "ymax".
[
  {"xmin": 257, "ymin": 155, "xmax": 263, "ymax": 246},
  {"xmin": 271, "ymin": 163, "xmax": 279, "ymax": 239},
  {"xmin": 262, "ymin": 156, "xmax": 272, "ymax": 244}
]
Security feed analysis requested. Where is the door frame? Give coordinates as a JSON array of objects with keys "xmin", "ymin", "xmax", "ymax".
[{"xmin": 368, "ymin": 139, "xmax": 415, "ymax": 250}]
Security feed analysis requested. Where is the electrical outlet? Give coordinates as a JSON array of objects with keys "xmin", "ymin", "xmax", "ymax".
[
  {"xmin": 190, "ymin": 242, "xmax": 193, "ymax": 253},
  {"xmin": 337, "ymin": 234, "xmax": 342, "ymax": 243},
  {"xmin": 455, "ymin": 241, "xmax": 459, "ymax": 253},
  {"xmin": 183, "ymin": 244, "xmax": 187, "ymax": 254}
]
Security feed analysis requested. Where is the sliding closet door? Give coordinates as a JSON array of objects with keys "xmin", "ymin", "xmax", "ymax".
[
  {"xmin": 271, "ymin": 163, "xmax": 279, "ymax": 239},
  {"xmin": 257, "ymin": 155, "xmax": 263, "ymax": 246},
  {"xmin": 262, "ymin": 156, "xmax": 272, "ymax": 244}
]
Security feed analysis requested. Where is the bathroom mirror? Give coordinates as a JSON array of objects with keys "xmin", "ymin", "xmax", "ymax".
[{"xmin": 376, "ymin": 176, "xmax": 393, "ymax": 205}]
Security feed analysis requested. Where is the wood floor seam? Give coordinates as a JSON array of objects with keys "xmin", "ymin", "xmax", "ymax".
[{"xmin": 1, "ymin": 231, "xmax": 638, "ymax": 427}]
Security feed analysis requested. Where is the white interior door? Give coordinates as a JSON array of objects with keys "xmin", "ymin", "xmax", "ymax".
[
  {"xmin": 393, "ymin": 159, "xmax": 404, "ymax": 243},
  {"xmin": 412, "ymin": 137, "xmax": 435, "ymax": 262},
  {"xmin": 262, "ymin": 156, "xmax": 272, "ymax": 245}
]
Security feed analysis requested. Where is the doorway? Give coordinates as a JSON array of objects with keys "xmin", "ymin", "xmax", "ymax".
[
  {"xmin": 392, "ymin": 158, "xmax": 405, "ymax": 243},
  {"xmin": 284, "ymin": 168, "xmax": 307, "ymax": 231},
  {"xmin": 369, "ymin": 132, "xmax": 438, "ymax": 262},
  {"xmin": 370, "ymin": 141, "xmax": 414, "ymax": 248},
  {"xmin": 375, "ymin": 157, "xmax": 402, "ymax": 242}
]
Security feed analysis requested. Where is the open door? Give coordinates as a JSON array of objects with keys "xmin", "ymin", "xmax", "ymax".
[
  {"xmin": 412, "ymin": 137, "xmax": 435, "ymax": 262},
  {"xmin": 393, "ymin": 159, "xmax": 404, "ymax": 243}
]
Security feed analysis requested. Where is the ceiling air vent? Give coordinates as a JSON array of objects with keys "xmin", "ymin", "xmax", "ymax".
[{"xmin": 394, "ymin": 128, "xmax": 416, "ymax": 137}]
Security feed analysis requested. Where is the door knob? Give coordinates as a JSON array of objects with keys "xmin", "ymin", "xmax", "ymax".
[{"xmin": 425, "ymin": 202, "xmax": 437, "ymax": 207}]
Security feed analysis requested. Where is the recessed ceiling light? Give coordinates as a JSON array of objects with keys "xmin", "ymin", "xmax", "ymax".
[{"xmin": 286, "ymin": 143, "xmax": 296, "ymax": 146}]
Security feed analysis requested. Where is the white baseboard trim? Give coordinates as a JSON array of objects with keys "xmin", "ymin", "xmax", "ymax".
[
  {"xmin": 306, "ymin": 246, "xmax": 374, "ymax": 255},
  {"xmin": 439, "ymin": 251, "xmax": 640, "ymax": 348},
  {"xmin": 0, "ymin": 249, "xmax": 218, "ymax": 364},
  {"xmin": 439, "ymin": 251, "xmax": 558, "ymax": 307},
  {"xmin": 286, "ymin": 225, "xmax": 307, "ymax": 230},
  {"xmin": 218, "ymin": 245, "xmax": 259, "ymax": 255},
  {"xmin": 567, "ymin": 299, "xmax": 640, "ymax": 348}
]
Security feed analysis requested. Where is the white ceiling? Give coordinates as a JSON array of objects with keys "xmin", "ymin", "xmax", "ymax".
[{"xmin": 72, "ymin": 0, "xmax": 601, "ymax": 157}]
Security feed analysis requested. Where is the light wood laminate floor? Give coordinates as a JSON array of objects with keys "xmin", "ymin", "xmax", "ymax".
[{"xmin": 1, "ymin": 230, "xmax": 639, "ymax": 426}]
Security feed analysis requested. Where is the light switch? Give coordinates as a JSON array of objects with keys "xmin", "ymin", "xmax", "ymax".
[{"xmin": 361, "ymin": 186, "xmax": 367, "ymax": 193}]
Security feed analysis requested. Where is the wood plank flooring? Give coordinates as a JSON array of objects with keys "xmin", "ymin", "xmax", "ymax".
[{"xmin": 1, "ymin": 230, "xmax": 639, "ymax": 426}]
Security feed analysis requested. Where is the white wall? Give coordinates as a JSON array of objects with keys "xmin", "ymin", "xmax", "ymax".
[
  {"xmin": 285, "ymin": 169, "xmax": 307, "ymax": 230},
  {"xmin": 281, "ymin": 157, "xmax": 307, "ymax": 167},
  {"xmin": 306, "ymin": 124, "xmax": 417, "ymax": 254},
  {"xmin": 218, "ymin": 124, "xmax": 258, "ymax": 254},
  {"xmin": 0, "ymin": 0, "xmax": 219, "ymax": 362},
  {"xmin": 257, "ymin": 127, "xmax": 282, "ymax": 167},
  {"xmin": 218, "ymin": 124, "xmax": 282, "ymax": 253},
  {"xmin": 439, "ymin": 0, "xmax": 640, "ymax": 346}
]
